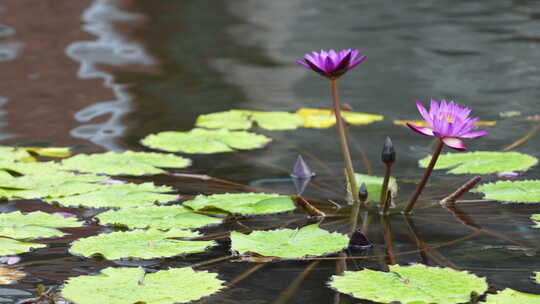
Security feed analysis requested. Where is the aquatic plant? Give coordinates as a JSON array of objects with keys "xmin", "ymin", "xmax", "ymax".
[
  {"xmin": 297, "ymin": 49, "xmax": 366, "ymax": 204},
  {"xmin": 404, "ymin": 99, "xmax": 488, "ymax": 213}
]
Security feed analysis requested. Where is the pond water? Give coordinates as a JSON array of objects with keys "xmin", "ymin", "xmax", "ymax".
[{"xmin": 1, "ymin": 0, "xmax": 540, "ymax": 303}]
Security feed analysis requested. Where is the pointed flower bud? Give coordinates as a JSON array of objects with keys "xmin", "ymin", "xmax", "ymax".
[
  {"xmin": 348, "ymin": 228, "xmax": 372, "ymax": 250},
  {"xmin": 291, "ymin": 155, "xmax": 314, "ymax": 196},
  {"xmin": 358, "ymin": 182, "xmax": 368, "ymax": 202},
  {"xmin": 291, "ymin": 155, "xmax": 313, "ymax": 179},
  {"xmin": 381, "ymin": 136, "xmax": 395, "ymax": 164}
]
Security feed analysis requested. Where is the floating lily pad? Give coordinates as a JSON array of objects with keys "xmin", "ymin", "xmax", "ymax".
[
  {"xmin": 419, "ymin": 151, "xmax": 538, "ymax": 174},
  {"xmin": 329, "ymin": 264, "xmax": 488, "ymax": 304},
  {"xmin": 196, "ymin": 110, "xmax": 304, "ymax": 131},
  {"xmin": 0, "ymin": 267, "xmax": 25, "ymax": 285},
  {"xmin": 22, "ymin": 147, "xmax": 71, "ymax": 158},
  {"xmin": 0, "ymin": 164, "xmax": 107, "ymax": 200},
  {"xmin": 352, "ymin": 173, "xmax": 398, "ymax": 204},
  {"xmin": 61, "ymin": 151, "xmax": 191, "ymax": 176},
  {"xmin": 70, "ymin": 229, "xmax": 212, "ymax": 260},
  {"xmin": 183, "ymin": 193, "xmax": 296, "ymax": 215},
  {"xmin": 0, "ymin": 211, "xmax": 84, "ymax": 239},
  {"xmin": 485, "ymin": 288, "xmax": 540, "ymax": 303},
  {"xmin": 0, "ymin": 238, "xmax": 46, "ymax": 256},
  {"xmin": 96, "ymin": 205, "xmax": 222, "ymax": 230},
  {"xmin": 52, "ymin": 183, "xmax": 178, "ymax": 209},
  {"xmin": 473, "ymin": 180, "xmax": 540, "ymax": 203},
  {"xmin": 141, "ymin": 128, "xmax": 272, "ymax": 154},
  {"xmin": 532, "ymin": 214, "xmax": 540, "ymax": 228},
  {"xmin": 230, "ymin": 224, "xmax": 348, "ymax": 259},
  {"xmin": 0, "ymin": 146, "xmax": 35, "ymax": 162},
  {"xmin": 394, "ymin": 119, "xmax": 496, "ymax": 127},
  {"xmin": 536, "ymin": 271, "xmax": 540, "ymax": 284},
  {"xmin": 61, "ymin": 267, "xmax": 224, "ymax": 304},
  {"xmin": 297, "ymin": 108, "xmax": 383, "ymax": 128}
]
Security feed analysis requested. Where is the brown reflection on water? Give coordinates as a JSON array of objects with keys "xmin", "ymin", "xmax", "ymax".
[{"xmin": 0, "ymin": 0, "xmax": 153, "ymax": 149}]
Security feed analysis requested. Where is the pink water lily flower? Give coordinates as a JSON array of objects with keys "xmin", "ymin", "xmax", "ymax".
[
  {"xmin": 296, "ymin": 49, "xmax": 366, "ymax": 79},
  {"xmin": 406, "ymin": 99, "xmax": 488, "ymax": 150}
]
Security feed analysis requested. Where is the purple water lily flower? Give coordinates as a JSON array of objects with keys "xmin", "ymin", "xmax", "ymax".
[
  {"xmin": 406, "ymin": 99, "xmax": 488, "ymax": 151},
  {"xmin": 296, "ymin": 49, "xmax": 366, "ymax": 79}
]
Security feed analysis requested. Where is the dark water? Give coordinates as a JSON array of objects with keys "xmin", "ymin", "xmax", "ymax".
[{"xmin": 1, "ymin": 0, "xmax": 540, "ymax": 303}]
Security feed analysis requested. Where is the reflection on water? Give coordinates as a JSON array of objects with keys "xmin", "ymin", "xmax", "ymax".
[{"xmin": 67, "ymin": 0, "xmax": 153, "ymax": 150}]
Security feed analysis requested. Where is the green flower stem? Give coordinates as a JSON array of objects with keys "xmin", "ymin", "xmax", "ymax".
[
  {"xmin": 404, "ymin": 139, "xmax": 444, "ymax": 213},
  {"xmin": 330, "ymin": 79, "xmax": 359, "ymax": 204},
  {"xmin": 380, "ymin": 163, "xmax": 393, "ymax": 211}
]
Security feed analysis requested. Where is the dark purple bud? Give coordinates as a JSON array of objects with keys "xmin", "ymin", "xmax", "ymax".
[
  {"xmin": 291, "ymin": 155, "xmax": 313, "ymax": 179},
  {"xmin": 348, "ymin": 229, "xmax": 372, "ymax": 250},
  {"xmin": 359, "ymin": 182, "xmax": 368, "ymax": 202},
  {"xmin": 381, "ymin": 136, "xmax": 395, "ymax": 164}
]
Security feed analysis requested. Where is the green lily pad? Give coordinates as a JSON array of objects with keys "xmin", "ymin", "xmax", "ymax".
[
  {"xmin": 532, "ymin": 214, "xmax": 540, "ymax": 228},
  {"xmin": 0, "ymin": 211, "xmax": 84, "ymax": 239},
  {"xmin": 70, "ymin": 229, "xmax": 213, "ymax": 260},
  {"xmin": 140, "ymin": 128, "xmax": 271, "ymax": 154},
  {"xmin": 52, "ymin": 182, "xmax": 178, "ymax": 209},
  {"xmin": 536, "ymin": 271, "xmax": 540, "ymax": 284},
  {"xmin": 352, "ymin": 173, "xmax": 398, "ymax": 204},
  {"xmin": 70, "ymin": 229, "xmax": 215, "ymax": 260},
  {"xmin": 485, "ymin": 288, "xmax": 540, "ymax": 303},
  {"xmin": 329, "ymin": 264, "xmax": 488, "ymax": 304},
  {"xmin": 183, "ymin": 192, "xmax": 296, "ymax": 215},
  {"xmin": 0, "ymin": 162, "xmax": 107, "ymax": 200},
  {"xmin": 96, "ymin": 205, "xmax": 222, "ymax": 230},
  {"xmin": 230, "ymin": 224, "xmax": 348, "ymax": 259},
  {"xmin": 0, "ymin": 238, "xmax": 46, "ymax": 256},
  {"xmin": 419, "ymin": 151, "xmax": 538, "ymax": 174},
  {"xmin": 61, "ymin": 151, "xmax": 191, "ymax": 176},
  {"xmin": 472, "ymin": 180, "xmax": 540, "ymax": 203},
  {"xmin": 0, "ymin": 146, "xmax": 35, "ymax": 162},
  {"xmin": 196, "ymin": 110, "xmax": 304, "ymax": 131},
  {"xmin": 61, "ymin": 267, "xmax": 224, "ymax": 304}
]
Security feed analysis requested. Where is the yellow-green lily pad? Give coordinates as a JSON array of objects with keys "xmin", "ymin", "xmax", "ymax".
[
  {"xmin": 196, "ymin": 110, "xmax": 304, "ymax": 131},
  {"xmin": 141, "ymin": 128, "xmax": 272, "ymax": 154},
  {"xmin": 61, "ymin": 267, "xmax": 225, "ymax": 304},
  {"xmin": 485, "ymin": 288, "xmax": 540, "ymax": 303},
  {"xmin": 183, "ymin": 192, "xmax": 296, "ymax": 215},
  {"xmin": 473, "ymin": 180, "xmax": 540, "ymax": 203},
  {"xmin": 61, "ymin": 151, "xmax": 191, "ymax": 176},
  {"xmin": 96, "ymin": 205, "xmax": 222, "ymax": 230},
  {"xmin": 352, "ymin": 173, "xmax": 398, "ymax": 204},
  {"xmin": 0, "ymin": 238, "xmax": 46, "ymax": 256},
  {"xmin": 70, "ymin": 229, "xmax": 213, "ymax": 260},
  {"xmin": 419, "ymin": 151, "xmax": 538, "ymax": 174},
  {"xmin": 329, "ymin": 264, "xmax": 488, "ymax": 304},
  {"xmin": 230, "ymin": 224, "xmax": 348, "ymax": 259},
  {"xmin": 297, "ymin": 108, "xmax": 383, "ymax": 128},
  {"xmin": 0, "ymin": 211, "xmax": 84, "ymax": 239}
]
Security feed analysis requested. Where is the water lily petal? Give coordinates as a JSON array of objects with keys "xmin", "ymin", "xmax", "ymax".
[
  {"xmin": 416, "ymin": 101, "xmax": 432, "ymax": 124},
  {"xmin": 406, "ymin": 123, "xmax": 434, "ymax": 136},
  {"xmin": 460, "ymin": 130, "xmax": 489, "ymax": 139},
  {"xmin": 442, "ymin": 137, "xmax": 466, "ymax": 150}
]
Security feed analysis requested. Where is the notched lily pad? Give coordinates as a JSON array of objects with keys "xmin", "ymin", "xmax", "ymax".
[
  {"xmin": 0, "ymin": 211, "xmax": 84, "ymax": 239},
  {"xmin": 329, "ymin": 264, "xmax": 488, "ymax": 304},
  {"xmin": 473, "ymin": 180, "xmax": 540, "ymax": 203},
  {"xmin": 352, "ymin": 173, "xmax": 398, "ymax": 204},
  {"xmin": 532, "ymin": 214, "xmax": 540, "ymax": 228},
  {"xmin": 51, "ymin": 182, "xmax": 178, "ymax": 209},
  {"xmin": 485, "ymin": 288, "xmax": 540, "ymax": 303},
  {"xmin": 0, "ymin": 267, "xmax": 25, "ymax": 285},
  {"xmin": 196, "ymin": 110, "xmax": 304, "ymax": 131},
  {"xmin": 297, "ymin": 108, "xmax": 383, "ymax": 128},
  {"xmin": 0, "ymin": 238, "xmax": 46, "ymax": 256},
  {"xmin": 96, "ymin": 205, "xmax": 222, "ymax": 230},
  {"xmin": 419, "ymin": 151, "xmax": 538, "ymax": 174},
  {"xmin": 141, "ymin": 128, "xmax": 272, "ymax": 154},
  {"xmin": 70, "ymin": 229, "xmax": 213, "ymax": 260},
  {"xmin": 61, "ymin": 267, "xmax": 225, "ymax": 304},
  {"xmin": 183, "ymin": 192, "xmax": 296, "ymax": 215},
  {"xmin": 61, "ymin": 151, "xmax": 191, "ymax": 176},
  {"xmin": 230, "ymin": 224, "xmax": 349, "ymax": 259},
  {"xmin": 0, "ymin": 146, "xmax": 35, "ymax": 162}
]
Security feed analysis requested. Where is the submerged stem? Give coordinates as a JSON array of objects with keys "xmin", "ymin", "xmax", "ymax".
[
  {"xmin": 404, "ymin": 139, "xmax": 444, "ymax": 213},
  {"xmin": 330, "ymin": 79, "xmax": 359, "ymax": 204}
]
